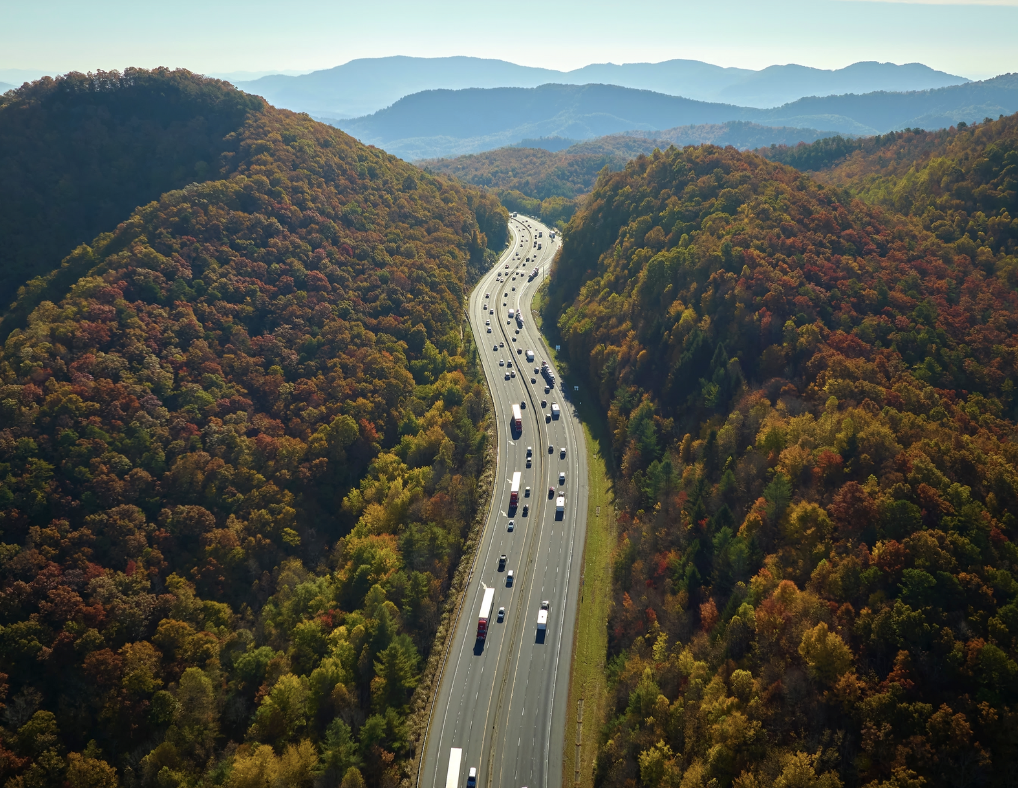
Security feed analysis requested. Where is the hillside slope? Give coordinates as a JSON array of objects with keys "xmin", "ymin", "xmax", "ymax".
[
  {"xmin": 0, "ymin": 69, "xmax": 265, "ymax": 312},
  {"xmin": 0, "ymin": 69, "xmax": 506, "ymax": 788},
  {"xmin": 544, "ymin": 145, "xmax": 1018, "ymax": 787},
  {"xmin": 762, "ymin": 113, "xmax": 1018, "ymax": 257}
]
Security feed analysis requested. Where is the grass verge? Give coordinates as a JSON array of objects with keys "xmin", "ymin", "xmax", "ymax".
[{"xmin": 531, "ymin": 284, "xmax": 616, "ymax": 788}]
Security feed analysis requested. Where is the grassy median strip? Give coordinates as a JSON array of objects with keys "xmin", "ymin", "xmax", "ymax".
[{"xmin": 531, "ymin": 283, "xmax": 616, "ymax": 788}]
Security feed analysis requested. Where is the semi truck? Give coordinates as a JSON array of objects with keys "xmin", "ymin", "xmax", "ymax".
[
  {"xmin": 537, "ymin": 608, "xmax": 548, "ymax": 631},
  {"xmin": 516, "ymin": 314, "xmax": 524, "ymax": 328},
  {"xmin": 446, "ymin": 749, "xmax": 462, "ymax": 788},
  {"xmin": 511, "ymin": 403, "xmax": 522, "ymax": 432},
  {"xmin": 551, "ymin": 403, "xmax": 560, "ymax": 419},
  {"xmin": 556, "ymin": 496, "xmax": 565, "ymax": 515},
  {"xmin": 477, "ymin": 587, "xmax": 495, "ymax": 639},
  {"xmin": 541, "ymin": 361, "xmax": 556, "ymax": 387},
  {"xmin": 510, "ymin": 472, "xmax": 521, "ymax": 506}
]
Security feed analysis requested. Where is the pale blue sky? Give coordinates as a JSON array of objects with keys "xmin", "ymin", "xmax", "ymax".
[{"xmin": 2, "ymin": 0, "xmax": 1015, "ymax": 80}]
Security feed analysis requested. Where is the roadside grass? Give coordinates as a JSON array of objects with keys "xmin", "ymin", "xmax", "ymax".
[{"xmin": 531, "ymin": 284, "xmax": 616, "ymax": 788}]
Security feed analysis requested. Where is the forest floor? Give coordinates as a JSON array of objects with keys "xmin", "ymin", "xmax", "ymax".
[{"xmin": 531, "ymin": 285, "xmax": 616, "ymax": 788}]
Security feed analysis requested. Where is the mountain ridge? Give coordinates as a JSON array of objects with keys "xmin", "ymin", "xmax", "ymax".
[
  {"xmin": 235, "ymin": 56, "xmax": 968, "ymax": 118},
  {"xmin": 334, "ymin": 76, "xmax": 1018, "ymax": 159}
]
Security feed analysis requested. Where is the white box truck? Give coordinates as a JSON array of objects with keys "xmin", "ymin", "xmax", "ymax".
[
  {"xmin": 556, "ymin": 496, "xmax": 565, "ymax": 514},
  {"xmin": 526, "ymin": 349, "xmax": 534, "ymax": 362},
  {"xmin": 537, "ymin": 608, "xmax": 548, "ymax": 631},
  {"xmin": 551, "ymin": 403, "xmax": 560, "ymax": 419}
]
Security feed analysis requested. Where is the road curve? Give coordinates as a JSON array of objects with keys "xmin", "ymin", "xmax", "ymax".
[{"xmin": 419, "ymin": 216, "xmax": 588, "ymax": 788}]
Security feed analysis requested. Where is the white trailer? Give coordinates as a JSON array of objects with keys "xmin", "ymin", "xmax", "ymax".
[
  {"xmin": 551, "ymin": 403, "xmax": 560, "ymax": 419},
  {"xmin": 526, "ymin": 350, "xmax": 534, "ymax": 362},
  {"xmin": 537, "ymin": 609, "xmax": 548, "ymax": 630},
  {"xmin": 446, "ymin": 749, "xmax": 462, "ymax": 788},
  {"xmin": 556, "ymin": 496, "xmax": 565, "ymax": 514}
]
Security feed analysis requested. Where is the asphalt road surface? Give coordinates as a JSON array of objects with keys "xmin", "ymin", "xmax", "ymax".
[{"xmin": 419, "ymin": 217, "xmax": 588, "ymax": 788}]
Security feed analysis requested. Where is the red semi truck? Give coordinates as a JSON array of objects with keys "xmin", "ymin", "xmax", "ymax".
[
  {"xmin": 510, "ymin": 471, "xmax": 521, "ymax": 506},
  {"xmin": 477, "ymin": 587, "xmax": 495, "ymax": 639}
]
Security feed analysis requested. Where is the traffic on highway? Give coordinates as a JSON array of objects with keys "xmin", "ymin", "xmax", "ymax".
[{"xmin": 420, "ymin": 216, "xmax": 588, "ymax": 788}]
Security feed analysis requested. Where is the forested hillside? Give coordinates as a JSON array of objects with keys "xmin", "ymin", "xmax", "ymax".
[
  {"xmin": 0, "ymin": 69, "xmax": 264, "ymax": 312},
  {"xmin": 544, "ymin": 144, "xmax": 1018, "ymax": 787},
  {"xmin": 0, "ymin": 69, "xmax": 506, "ymax": 788},
  {"xmin": 423, "ymin": 145, "xmax": 630, "ymax": 228},
  {"xmin": 763, "ymin": 113, "xmax": 1018, "ymax": 257}
]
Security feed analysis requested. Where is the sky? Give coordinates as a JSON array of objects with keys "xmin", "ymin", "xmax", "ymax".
[{"xmin": 2, "ymin": 0, "xmax": 1016, "ymax": 82}]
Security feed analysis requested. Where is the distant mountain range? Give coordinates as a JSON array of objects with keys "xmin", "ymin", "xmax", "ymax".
[
  {"xmin": 334, "ymin": 75, "xmax": 1018, "ymax": 160},
  {"xmin": 0, "ymin": 83, "xmax": 13, "ymax": 94},
  {"xmin": 234, "ymin": 56, "xmax": 968, "ymax": 118}
]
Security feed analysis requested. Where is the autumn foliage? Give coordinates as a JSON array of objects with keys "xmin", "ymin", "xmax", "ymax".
[
  {"xmin": 545, "ymin": 140, "xmax": 1018, "ymax": 787},
  {"xmin": 0, "ymin": 70, "xmax": 506, "ymax": 787}
]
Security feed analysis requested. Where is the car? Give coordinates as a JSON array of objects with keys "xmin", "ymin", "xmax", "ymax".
[
  {"xmin": 468, "ymin": 767, "xmax": 477, "ymax": 788},
  {"xmin": 541, "ymin": 399, "xmax": 547, "ymax": 407},
  {"xmin": 512, "ymin": 286, "xmax": 516, "ymax": 291},
  {"xmin": 487, "ymin": 327, "xmax": 492, "ymax": 333},
  {"xmin": 498, "ymin": 606, "xmax": 505, "ymax": 621},
  {"xmin": 504, "ymin": 292, "xmax": 508, "ymax": 297},
  {"xmin": 499, "ymin": 554, "xmax": 507, "ymax": 570},
  {"xmin": 548, "ymin": 444, "xmax": 554, "ymax": 453},
  {"xmin": 493, "ymin": 344, "xmax": 498, "ymax": 351},
  {"xmin": 520, "ymin": 400, "xmax": 526, "ymax": 409},
  {"xmin": 544, "ymin": 386, "xmax": 551, "ymax": 394},
  {"xmin": 508, "ymin": 519, "xmax": 514, "ymax": 532},
  {"xmin": 485, "ymin": 293, "xmax": 489, "ymax": 298},
  {"xmin": 505, "ymin": 372, "xmax": 511, "ymax": 380},
  {"xmin": 499, "ymin": 341, "xmax": 504, "ymax": 348},
  {"xmin": 560, "ymin": 447, "xmax": 567, "ymax": 457},
  {"xmin": 526, "ymin": 457, "xmax": 532, "ymax": 467},
  {"xmin": 525, "ymin": 486, "xmax": 531, "ymax": 497},
  {"xmin": 507, "ymin": 570, "xmax": 514, "ymax": 586},
  {"xmin": 507, "ymin": 361, "xmax": 513, "ymax": 368},
  {"xmin": 546, "ymin": 413, "xmax": 551, "ymax": 423},
  {"xmin": 512, "ymin": 336, "xmax": 517, "ymax": 342},
  {"xmin": 499, "ymin": 359, "xmax": 505, "ymax": 366},
  {"xmin": 522, "ymin": 504, "xmax": 529, "ymax": 516},
  {"xmin": 531, "ymin": 377, "xmax": 537, "ymax": 384},
  {"xmin": 541, "ymin": 600, "xmax": 550, "ymax": 610},
  {"xmin": 526, "ymin": 446, "xmax": 533, "ymax": 456},
  {"xmin": 560, "ymin": 471, "xmax": 566, "ymax": 484},
  {"xmin": 517, "ymin": 348, "xmax": 523, "ymax": 355},
  {"xmin": 490, "ymin": 309, "xmax": 494, "ymax": 314},
  {"xmin": 510, "ymin": 371, "xmax": 516, "ymax": 378},
  {"xmin": 548, "ymin": 487, "xmax": 555, "ymax": 498}
]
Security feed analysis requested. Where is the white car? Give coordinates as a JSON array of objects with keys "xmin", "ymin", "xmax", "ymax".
[
  {"xmin": 508, "ymin": 519, "xmax": 514, "ymax": 532},
  {"xmin": 505, "ymin": 371, "xmax": 511, "ymax": 380},
  {"xmin": 498, "ymin": 607, "xmax": 505, "ymax": 621},
  {"xmin": 560, "ymin": 472, "xmax": 566, "ymax": 484},
  {"xmin": 487, "ymin": 327, "xmax": 492, "ymax": 333},
  {"xmin": 499, "ymin": 359, "xmax": 505, "ymax": 366},
  {"xmin": 560, "ymin": 447, "xmax": 567, "ymax": 457}
]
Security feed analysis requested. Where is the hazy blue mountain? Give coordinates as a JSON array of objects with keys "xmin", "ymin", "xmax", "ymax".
[
  {"xmin": 0, "ymin": 83, "xmax": 13, "ymax": 94},
  {"xmin": 333, "ymin": 75, "xmax": 1018, "ymax": 159},
  {"xmin": 236, "ymin": 56, "xmax": 968, "ymax": 118},
  {"xmin": 752, "ymin": 73, "xmax": 1018, "ymax": 134}
]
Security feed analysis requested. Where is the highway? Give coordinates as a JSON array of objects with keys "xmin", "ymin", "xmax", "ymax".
[{"xmin": 419, "ymin": 216, "xmax": 588, "ymax": 788}]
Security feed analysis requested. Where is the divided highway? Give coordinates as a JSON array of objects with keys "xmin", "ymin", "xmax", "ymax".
[{"xmin": 419, "ymin": 217, "xmax": 588, "ymax": 788}]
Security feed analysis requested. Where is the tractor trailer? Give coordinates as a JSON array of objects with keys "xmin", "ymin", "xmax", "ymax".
[
  {"xmin": 510, "ymin": 472, "xmax": 521, "ymax": 506},
  {"xmin": 511, "ymin": 403, "xmax": 522, "ymax": 431},
  {"xmin": 477, "ymin": 587, "xmax": 495, "ymax": 639}
]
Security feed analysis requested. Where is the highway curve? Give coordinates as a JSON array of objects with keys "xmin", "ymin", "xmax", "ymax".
[{"xmin": 418, "ymin": 216, "xmax": 588, "ymax": 788}]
